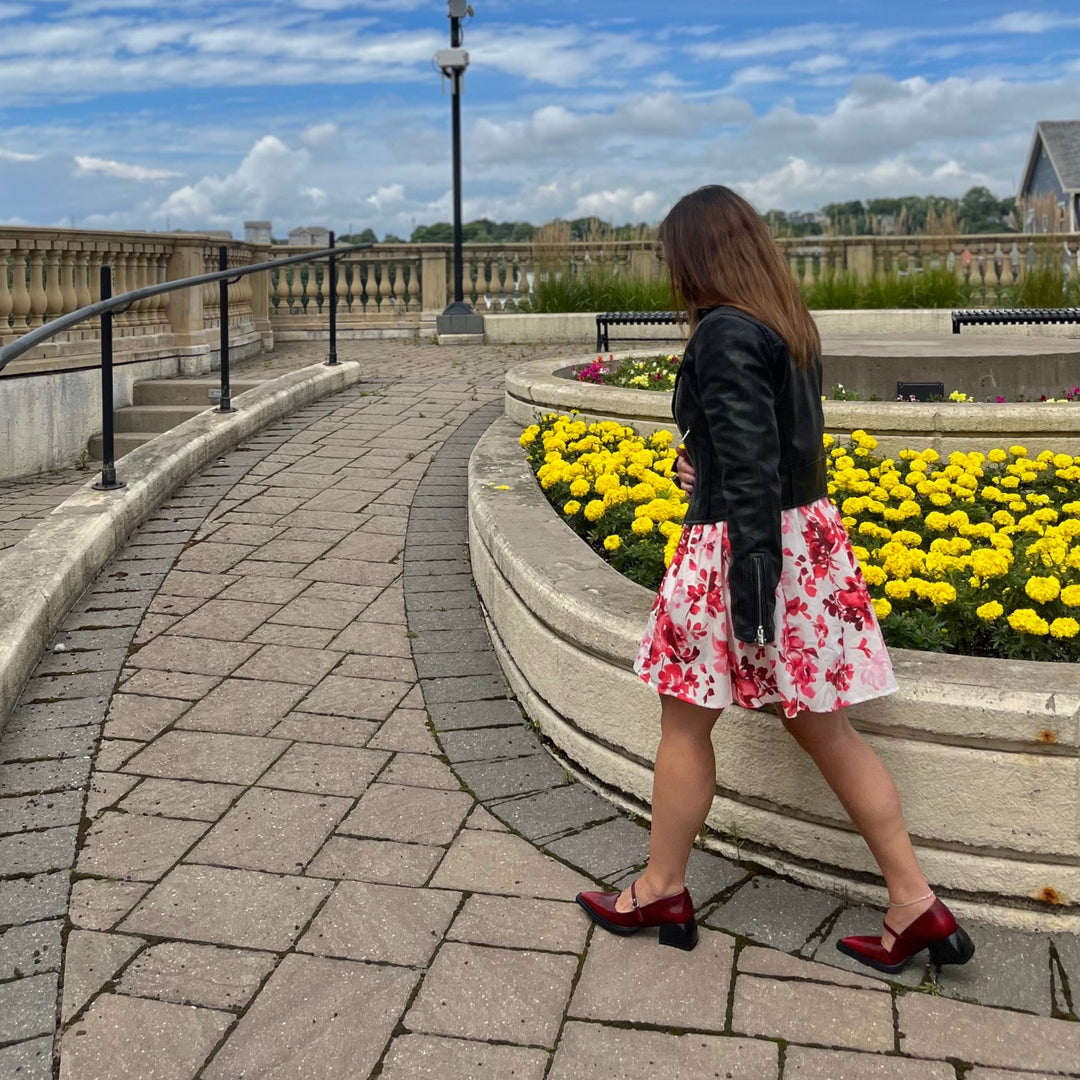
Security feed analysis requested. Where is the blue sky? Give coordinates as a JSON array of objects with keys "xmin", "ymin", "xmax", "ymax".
[{"xmin": 0, "ymin": 1, "xmax": 1078, "ymax": 236}]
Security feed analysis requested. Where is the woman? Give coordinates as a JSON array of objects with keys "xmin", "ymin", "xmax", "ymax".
[{"xmin": 575, "ymin": 185, "xmax": 975, "ymax": 975}]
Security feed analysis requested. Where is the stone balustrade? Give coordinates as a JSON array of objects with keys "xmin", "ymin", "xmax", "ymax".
[{"xmin": 3, "ymin": 229, "xmax": 1079, "ymax": 368}]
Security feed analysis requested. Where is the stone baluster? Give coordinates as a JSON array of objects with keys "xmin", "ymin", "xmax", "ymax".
[
  {"xmin": 110, "ymin": 250, "xmax": 130, "ymax": 331},
  {"xmin": 58, "ymin": 249, "xmax": 77, "ymax": 322},
  {"xmin": 0, "ymin": 249, "xmax": 14, "ymax": 343},
  {"xmin": 272, "ymin": 267, "xmax": 288, "ymax": 314},
  {"xmin": 388, "ymin": 261, "xmax": 402, "ymax": 311},
  {"xmin": 999, "ymin": 242, "xmax": 1015, "ymax": 288},
  {"xmin": 26, "ymin": 249, "xmax": 47, "ymax": 329},
  {"xmin": 154, "ymin": 251, "xmax": 171, "ymax": 330},
  {"xmin": 801, "ymin": 250, "xmax": 815, "ymax": 288},
  {"xmin": 787, "ymin": 251, "xmax": 799, "ymax": 282},
  {"xmin": 44, "ymin": 248, "xmax": 64, "ymax": 321},
  {"xmin": 420, "ymin": 248, "xmax": 448, "ymax": 314},
  {"xmin": 336, "ymin": 256, "xmax": 349, "ymax": 314},
  {"xmin": 132, "ymin": 251, "xmax": 151, "ymax": 329},
  {"xmin": 474, "ymin": 256, "xmax": 489, "ymax": 310}
]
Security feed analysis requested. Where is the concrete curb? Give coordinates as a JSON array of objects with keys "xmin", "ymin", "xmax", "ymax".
[
  {"xmin": 469, "ymin": 414, "xmax": 1080, "ymax": 929},
  {"xmin": 506, "ymin": 356, "xmax": 1080, "ymax": 457},
  {"xmin": 0, "ymin": 359, "xmax": 365, "ymax": 735}
]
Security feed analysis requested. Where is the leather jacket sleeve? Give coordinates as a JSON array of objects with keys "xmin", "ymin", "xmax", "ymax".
[{"xmin": 693, "ymin": 315, "xmax": 782, "ymax": 645}]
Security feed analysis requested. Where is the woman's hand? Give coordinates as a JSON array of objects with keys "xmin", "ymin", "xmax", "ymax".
[{"xmin": 676, "ymin": 447, "xmax": 696, "ymax": 496}]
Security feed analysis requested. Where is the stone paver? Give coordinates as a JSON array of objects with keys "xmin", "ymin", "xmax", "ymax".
[
  {"xmin": 548, "ymin": 1021, "xmax": 778, "ymax": 1080},
  {"xmin": 378, "ymin": 1034, "xmax": 549, "ymax": 1080},
  {"xmin": 116, "ymin": 941, "xmax": 277, "ymax": 1011},
  {"xmin": 570, "ymin": 926, "xmax": 734, "ymax": 1030},
  {"xmin": 2, "ymin": 341, "xmax": 1076, "ymax": 1078},
  {"xmin": 406, "ymin": 940, "xmax": 578, "ymax": 1045},
  {"xmin": 58, "ymin": 993, "xmax": 231, "ymax": 1080},
  {"xmin": 733, "ymin": 974, "xmax": 895, "ymax": 1051},
  {"xmin": 201, "ymin": 954, "xmax": 417, "ymax": 1080}
]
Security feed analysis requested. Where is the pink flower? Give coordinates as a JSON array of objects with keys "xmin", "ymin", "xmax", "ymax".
[{"xmin": 995, "ymin": 396, "xmax": 1006, "ymax": 403}]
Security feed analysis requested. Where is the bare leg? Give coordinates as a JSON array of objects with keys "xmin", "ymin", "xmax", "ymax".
[
  {"xmin": 615, "ymin": 694, "xmax": 722, "ymax": 913},
  {"xmin": 782, "ymin": 707, "xmax": 933, "ymax": 947}
]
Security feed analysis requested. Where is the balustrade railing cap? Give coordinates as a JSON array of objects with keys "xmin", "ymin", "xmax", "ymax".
[{"xmin": 0, "ymin": 241, "xmax": 371, "ymax": 373}]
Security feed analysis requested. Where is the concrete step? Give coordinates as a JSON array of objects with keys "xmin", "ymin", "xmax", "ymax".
[
  {"xmin": 87, "ymin": 432, "xmax": 156, "ymax": 460},
  {"xmin": 113, "ymin": 405, "xmax": 209, "ymax": 433},
  {"xmin": 133, "ymin": 378, "xmax": 264, "ymax": 406}
]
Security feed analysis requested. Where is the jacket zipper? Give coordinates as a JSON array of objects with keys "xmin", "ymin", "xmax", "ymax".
[{"xmin": 751, "ymin": 553, "xmax": 767, "ymax": 646}]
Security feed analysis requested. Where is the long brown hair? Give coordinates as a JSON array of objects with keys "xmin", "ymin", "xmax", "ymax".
[{"xmin": 658, "ymin": 185, "xmax": 820, "ymax": 370}]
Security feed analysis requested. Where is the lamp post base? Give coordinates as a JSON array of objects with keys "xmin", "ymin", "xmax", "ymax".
[{"xmin": 436, "ymin": 302, "xmax": 484, "ymax": 340}]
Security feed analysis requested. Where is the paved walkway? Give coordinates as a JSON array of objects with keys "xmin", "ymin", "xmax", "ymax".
[{"xmin": 0, "ymin": 341, "xmax": 1078, "ymax": 1079}]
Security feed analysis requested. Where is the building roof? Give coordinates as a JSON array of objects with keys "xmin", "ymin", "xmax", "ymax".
[{"xmin": 1021, "ymin": 120, "xmax": 1080, "ymax": 196}]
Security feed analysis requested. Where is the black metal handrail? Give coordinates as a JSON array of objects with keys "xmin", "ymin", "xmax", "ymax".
[{"xmin": 0, "ymin": 237, "xmax": 371, "ymax": 490}]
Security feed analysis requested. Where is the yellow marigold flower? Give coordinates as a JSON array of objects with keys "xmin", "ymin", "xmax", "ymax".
[
  {"xmin": 1025, "ymin": 576, "xmax": 1061, "ymax": 603},
  {"xmin": 1053, "ymin": 453, "xmax": 1073, "ymax": 469},
  {"xmin": 569, "ymin": 478, "xmax": 590, "ymax": 498},
  {"xmin": 583, "ymin": 500, "xmax": 606, "ymax": 522},
  {"xmin": 842, "ymin": 516, "xmax": 857, "ymax": 529},
  {"xmin": 999, "ymin": 475, "xmax": 1020, "ymax": 489},
  {"xmin": 992, "ymin": 510, "xmax": 1015, "ymax": 527},
  {"xmin": 862, "ymin": 565, "xmax": 887, "ymax": 587},
  {"xmin": 1008, "ymin": 608, "xmax": 1050, "ymax": 635},
  {"xmin": 603, "ymin": 535, "xmax": 622, "ymax": 551},
  {"xmin": 884, "ymin": 580, "xmax": 912, "ymax": 600},
  {"xmin": 976, "ymin": 601, "xmax": 1004, "ymax": 621},
  {"xmin": 929, "ymin": 492, "xmax": 952, "ymax": 506},
  {"xmin": 1060, "ymin": 585, "xmax": 1080, "ymax": 607},
  {"xmin": 823, "ymin": 433, "xmax": 835, "ymax": 448},
  {"xmin": 563, "ymin": 500, "xmax": 582, "ymax": 515},
  {"xmin": 650, "ymin": 430, "xmax": 674, "ymax": 448},
  {"xmin": 987, "ymin": 448, "xmax": 1007, "ymax": 463},
  {"xmin": 594, "ymin": 474, "xmax": 617, "ymax": 495},
  {"xmin": 970, "ymin": 549, "xmax": 1011, "ymax": 578},
  {"xmin": 632, "ymin": 516, "xmax": 654, "ymax": 535},
  {"xmin": 1051, "ymin": 618, "xmax": 1080, "ymax": 639},
  {"xmin": 1009, "ymin": 445, "xmax": 1028, "ymax": 458},
  {"xmin": 1008, "ymin": 501, "xmax": 1027, "ymax": 514},
  {"xmin": 872, "ymin": 598, "xmax": 892, "ymax": 619},
  {"xmin": 629, "ymin": 483, "xmax": 656, "ymax": 502}
]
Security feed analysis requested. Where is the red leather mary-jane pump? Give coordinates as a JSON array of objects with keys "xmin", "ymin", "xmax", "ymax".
[
  {"xmin": 576, "ymin": 882, "xmax": 698, "ymax": 951},
  {"xmin": 837, "ymin": 897, "xmax": 975, "ymax": 975}
]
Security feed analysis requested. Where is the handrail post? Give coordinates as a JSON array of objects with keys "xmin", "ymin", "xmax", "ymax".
[
  {"xmin": 92, "ymin": 266, "xmax": 124, "ymax": 492},
  {"xmin": 326, "ymin": 230, "xmax": 338, "ymax": 366},
  {"xmin": 216, "ymin": 245, "xmax": 234, "ymax": 413}
]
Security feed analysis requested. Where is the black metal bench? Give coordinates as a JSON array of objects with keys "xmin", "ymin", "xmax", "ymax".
[
  {"xmin": 951, "ymin": 308, "xmax": 1080, "ymax": 334},
  {"xmin": 596, "ymin": 310, "xmax": 686, "ymax": 352}
]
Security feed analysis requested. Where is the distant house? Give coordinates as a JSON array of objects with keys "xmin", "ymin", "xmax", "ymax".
[
  {"xmin": 288, "ymin": 226, "xmax": 330, "ymax": 247},
  {"xmin": 1017, "ymin": 121, "xmax": 1080, "ymax": 232}
]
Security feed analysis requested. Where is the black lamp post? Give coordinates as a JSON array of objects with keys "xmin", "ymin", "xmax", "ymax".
[{"xmin": 436, "ymin": 0, "xmax": 484, "ymax": 338}]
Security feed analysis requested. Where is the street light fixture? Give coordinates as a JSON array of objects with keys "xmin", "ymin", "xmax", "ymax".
[{"xmin": 435, "ymin": 0, "xmax": 484, "ymax": 339}]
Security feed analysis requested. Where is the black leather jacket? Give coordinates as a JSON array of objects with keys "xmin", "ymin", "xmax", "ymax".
[{"xmin": 672, "ymin": 306, "xmax": 828, "ymax": 645}]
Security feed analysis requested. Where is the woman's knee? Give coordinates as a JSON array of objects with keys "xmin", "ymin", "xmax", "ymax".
[
  {"xmin": 781, "ymin": 708, "xmax": 853, "ymax": 751},
  {"xmin": 659, "ymin": 694, "xmax": 722, "ymax": 737}
]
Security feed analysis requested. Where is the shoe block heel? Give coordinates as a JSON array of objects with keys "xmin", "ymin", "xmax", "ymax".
[
  {"xmin": 658, "ymin": 919, "xmax": 698, "ymax": 951},
  {"xmin": 928, "ymin": 927, "xmax": 975, "ymax": 966}
]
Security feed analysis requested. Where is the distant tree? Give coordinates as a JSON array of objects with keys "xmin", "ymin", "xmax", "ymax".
[
  {"xmin": 382, "ymin": 232, "xmax": 405, "ymax": 244},
  {"xmin": 339, "ymin": 228, "xmax": 378, "ymax": 245},
  {"xmin": 959, "ymin": 186, "xmax": 1015, "ymax": 233}
]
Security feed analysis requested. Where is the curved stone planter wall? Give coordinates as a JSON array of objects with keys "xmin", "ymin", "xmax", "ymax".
[
  {"xmin": 469, "ymin": 415, "xmax": 1080, "ymax": 931},
  {"xmin": 506, "ymin": 356, "xmax": 1080, "ymax": 458}
]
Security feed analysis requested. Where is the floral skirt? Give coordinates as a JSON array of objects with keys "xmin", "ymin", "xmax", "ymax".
[{"xmin": 633, "ymin": 497, "xmax": 898, "ymax": 717}]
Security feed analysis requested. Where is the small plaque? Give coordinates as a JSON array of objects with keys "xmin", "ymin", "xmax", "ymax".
[{"xmin": 207, "ymin": 388, "xmax": 222, "ymax": 401}]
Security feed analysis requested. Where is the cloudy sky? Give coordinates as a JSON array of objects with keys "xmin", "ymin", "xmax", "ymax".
[{"xmin": 0, "ymin": 1, "xmax": 1078, "ymax": 237}]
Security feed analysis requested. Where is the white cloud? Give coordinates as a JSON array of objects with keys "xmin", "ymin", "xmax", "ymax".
[
  {"xmin": 790, "ymin": 53, "xmax": 847, "ymax": 75},
  {"xmin": 299, "ymin": 122, "xmax": 340, "ymax": 148},
  {"xmin": 74, "ymin": 155, "xmax": 180, "ymax": 181},
  {"xmin": 0, "ymin": 148, "xmax": 40, "ymax": 162},
  {"xmin": 729, "ymin": 65, "xmax": 788, "ymax": 88},
  {"xmin": 984, "ymin": 11, "xmax": 1080, "ymax": 33},
  {"xmin": 157, "ymin": 135, "xmax": 312, "ymax": 225},
  {"xmin": 573, "ymin": 188, "xmax": 662, "ymax": 221},
  {"xmin": 688, "ymin": 25, "xmax": 838, "ymax": 61}
]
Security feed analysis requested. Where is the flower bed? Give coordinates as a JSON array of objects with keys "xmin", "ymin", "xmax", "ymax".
[
  {"xmin": 520, "ymin": 413, "xmax": 1080, "ymax": 663},
  {"xmin": 576, "ymin": 353, "xmax": 681, "ymax": 391},
  {"xmin": 471, "ymin": 415, "xmax": 1080, "ymax": 926}
]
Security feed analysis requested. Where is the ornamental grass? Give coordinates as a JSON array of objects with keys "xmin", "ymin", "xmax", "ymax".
[{"xmin": 521, "ymin": 414, "xmax": 1080, "ymax": 663}]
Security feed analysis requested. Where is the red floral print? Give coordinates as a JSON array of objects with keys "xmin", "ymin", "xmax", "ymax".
[{"xmin": 634, "ymin": 497, "xmax": 898, "ymax": 718}]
